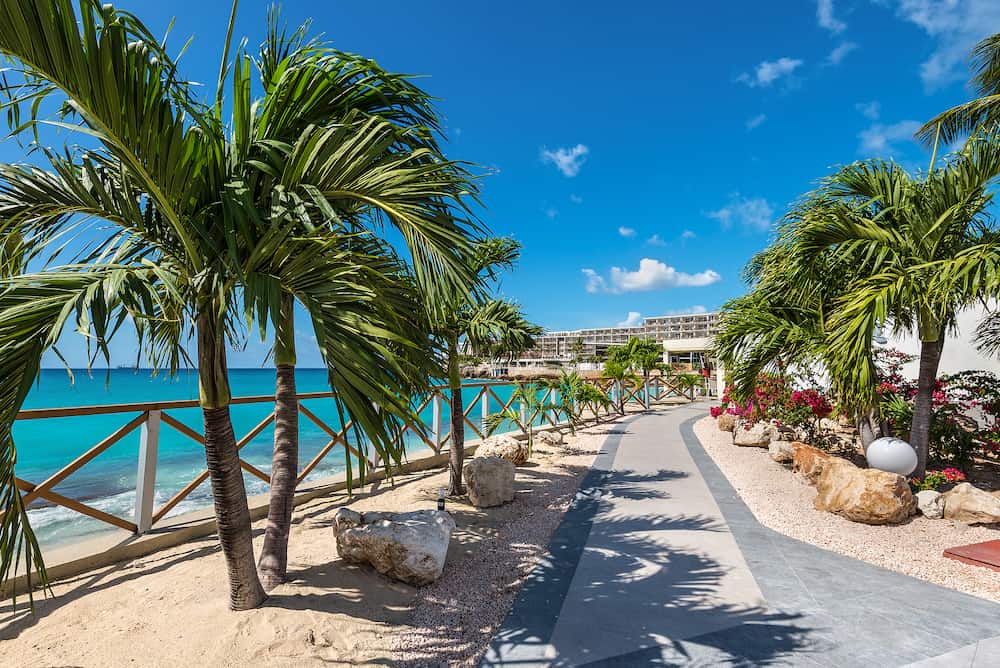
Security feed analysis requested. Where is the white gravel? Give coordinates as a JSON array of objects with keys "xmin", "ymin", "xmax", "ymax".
[
  {"xmin": 693, "ymin": 416, "xmax": 1000, "ymax": 603},
  {"xmin": 391, "ymin": 424, "xmax": 606, "ymax": 666}
]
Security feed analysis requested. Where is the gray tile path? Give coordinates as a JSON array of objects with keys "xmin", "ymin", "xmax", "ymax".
[{"xmin": 481, "ymin": 404, "xmax": 1000, "ymax": 667}]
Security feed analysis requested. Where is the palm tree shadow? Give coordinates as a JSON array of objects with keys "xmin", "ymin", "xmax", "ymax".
[{"xmin": 480, "ymin": 512, "xmax": 822, "ymax": 667}]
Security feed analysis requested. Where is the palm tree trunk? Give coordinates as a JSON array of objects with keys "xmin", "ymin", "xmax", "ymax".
[
  {"xmin": 910, "ymin": 337, "xmax": 944, "ymax": 479},
  {"xmin": 447, "ymin": 337, "xmax": 465, "ymax": 496},
  {"xmin": 197, "ymin": 312, "xmax": 266, "ymax": 610},
  {"xmin": 259, "ymin": 293, "xmax": 298, "ymax": 591}
]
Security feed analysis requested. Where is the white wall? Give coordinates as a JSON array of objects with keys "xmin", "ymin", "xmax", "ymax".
[{"xmin": 887, "ymin": 306, "xmax": 1000, "ymax": 377}]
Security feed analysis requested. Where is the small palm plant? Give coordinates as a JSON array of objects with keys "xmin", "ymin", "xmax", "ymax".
[
  {"xmin": 602, "ymin": 360, "xmax": 641, "ymax": 415},
  {"xmin": 484, "ymin": 383, "xmax": 558, "ymax": 454}
]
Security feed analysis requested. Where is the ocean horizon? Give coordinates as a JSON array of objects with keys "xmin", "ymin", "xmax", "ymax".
[{"xmin": 17, "ymin": 368, "xmax": 516, "ymax": 550}]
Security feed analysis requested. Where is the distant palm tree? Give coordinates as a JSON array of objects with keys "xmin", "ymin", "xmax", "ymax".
[{"xmin": 431, "ymin": 238, "xmax": 540, "ymax": 495}]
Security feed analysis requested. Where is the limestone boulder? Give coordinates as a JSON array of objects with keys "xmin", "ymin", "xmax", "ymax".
[
  {"xmin": 791, "ymin": 442, "xmax": 832, "ymax": 484},
  {"xmin": 769, "ymin": 440, "xmax": 795, "ymax": 463},
  {"xmin": 916, "ymin": 490, "xmax": 944, "ymax": 519},
  {"xmin": 463, "ymin": 456, "xmax": 515, "ymax": 508},
  {"xmin": 535, "ymin": 430, "xmax": 564, "ymax": 447},
  {"xmin": 332, "ymin": 508, "xmax": 455, "ymax": 585},
  {"xmin": 717, "ymin": 413, "xmax": 737, "ymax": 433},
  {"xmin": 733, "ymin": 422, "xmax": 776, "ymax": 447},
  {"xmin": 941, "ymin": 483, "xmax": 1000, "ymax": 525},
  {"xmin": 477, "ymin": 434, "xmax": 530, "ymax": 465},
  {"xmin": 813, "ymin": 459, "xmax": 916, "ymax": 525}
]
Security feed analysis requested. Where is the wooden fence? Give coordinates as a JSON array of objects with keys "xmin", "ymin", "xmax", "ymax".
[{"xmin": 13, "ymin": 376, "xmax": 693, "ymax": 541}]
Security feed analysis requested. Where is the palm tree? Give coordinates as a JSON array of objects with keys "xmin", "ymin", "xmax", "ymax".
[
  {"xmin": 606, "ymin": 337, "xmax": 661, "ymax": 407},
  {"xmin": 602, "ymin": 359, "xmax": 640, "ymax": 415},
  {"xmin": 232, "ymin": 15, "xmax": 478, "ymax": 590},
  {"xmin": 430, "ymin": 238, "xmax": 540, "ymax": 495},
  {"xmin": 772, "ymin": 135, "xmax": 1000, "ymax": 477},
  {"xmin": 0, "ymin": 0, "xmax": 474, "ymax": 607},
  {"xmin": 917, "ymin": 33, "xmax": 1000, "ymax": 151}
]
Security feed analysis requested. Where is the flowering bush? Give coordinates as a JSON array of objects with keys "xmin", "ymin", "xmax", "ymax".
[
  {"xmin": 911, "ymin": 468, "xmax": 966, "ymax": 492},
  {"xmin": 715, "ymin": 374, "xmax": 835, "ymax": 443},
  {"xmin": 879, "ymin": 366, "xmax": 1000, "ymax": 470}
]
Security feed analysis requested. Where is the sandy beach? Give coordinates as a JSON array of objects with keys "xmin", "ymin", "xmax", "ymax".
[{"xmin": 1, "ymin": 425, "xmax": 612, "ymax": 667}]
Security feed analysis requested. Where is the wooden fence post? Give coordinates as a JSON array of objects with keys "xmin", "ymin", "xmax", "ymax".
[
  {"xmin": 432, "ymin": 393, "xmax": 443, "ymax": 450},
  {"xmin": 134, "ymin": 409, "xmax": 160, "ymax": 534},
  {"xmin": 481, "ymin": 389, "xmax": 490, "ymax": 435}
]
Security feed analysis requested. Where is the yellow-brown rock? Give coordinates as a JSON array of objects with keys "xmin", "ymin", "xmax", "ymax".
[
  {"xmin": 813, "ymin": 459, "xmax": 916, "ymax": 525},
  {"xmin": 942, "ymin": 483, "xmax": 1000, "ymax": 524},
  {"xmin": 791, "ymin": 442, "xmax": 832, "ymax": 484}
]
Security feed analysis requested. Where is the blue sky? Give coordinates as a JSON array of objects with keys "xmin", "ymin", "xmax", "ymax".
[{"xmin": 6, "ymin": 0, "xmax": 999, "ymax": 367}]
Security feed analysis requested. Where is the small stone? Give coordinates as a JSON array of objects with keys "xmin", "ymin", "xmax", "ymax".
[
  {"xmin": 769, "ymin": 440, "xmax": 795, "ymax": 463},
  {"xmin": 464, "ymin": 456, "xmax": 516, "ymax": 508},
  {"xmin": 915, "ymin": 490, "xmax": 944, "ymax": 519},
  {"xmin": 941, "ymin": 483, "xmax": 1000, "ymax": 525},
  {"xmin": 535, "ymin": 430, "xmax": 564, "ymax": 446},
  {"xmin": 717, "ymin": 413, "xmax": 737, "ymax": 432},
  {"xmin": 733, "ymin": 422, "xmax": 776, "ymax": 448},
  {"xmin": 477, "ymin": 435, "xmax": 530, "ymax": 465}
]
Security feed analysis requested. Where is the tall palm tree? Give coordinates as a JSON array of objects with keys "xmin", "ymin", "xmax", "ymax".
[
  {"xmin": 430, "ymin": 238, "xmax": 540, "ymax": 496},
  {"xmin": 231, "ymin": 16, "xmax": 478, "ymax": 590},
  {"xmin": 0, "ymin": 0, "xmax": 475, "ymax": 607},
  {"xmin": 774, "ymin": 135, "xmax": 1000, "ymax": 477}
]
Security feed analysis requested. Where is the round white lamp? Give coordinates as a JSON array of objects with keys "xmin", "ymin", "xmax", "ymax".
[{"xmin": 865, "ymin": 437, "xmax": 918, "ymax": 476}]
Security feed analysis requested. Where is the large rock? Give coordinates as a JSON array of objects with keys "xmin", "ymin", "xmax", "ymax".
[
  {"xmin": 941, "ymin": 483, "xmax": 1000, "ymax": 524},
  {"xmin": 463, "ymin": 456, "xmax": 515, "ymax": 508},
  {"xmin": 332, "ymin": 508, "xmax": 455, "ymax": 585},
  {"xmin": 916, "ymin": 490, "xmax": 944, "ymax": 519},
  {"xmin": 478, "ymin": 434, "xmax": 530, "ymax": 465},
  {"xmin": 535, "ymin": 430, "xmax": 564, "ymax": 446},
  {"xmin": 769, "ymin": 440, "xmax": 795, "ymax": 463},
  {"xmin": 733, "ymin": 422, "xmax": 777, "ymax": 447},
  {"xmin": 791, "ymin": 442, "xmax": 832, "ymax": 484},
  {"xmin": 717, "ymin": 413, "xmax": 737, "ymax": 433},
  {"xmin": 813, "ymin": 459, "xmax": 916, "ymax": 525}
]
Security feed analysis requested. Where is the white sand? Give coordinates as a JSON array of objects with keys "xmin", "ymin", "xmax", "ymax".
[
  {"xmin": 1, "ymin": 426, "xmax": 608, "ymax": 667},
  {"xmin": 693, "ymin": 416, "xmax": 1000, "ymax": 602}
]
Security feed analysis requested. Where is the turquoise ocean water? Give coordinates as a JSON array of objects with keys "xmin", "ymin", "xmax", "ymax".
[{"xmin": 16, "ymin": 369, "xmax": 523, "ymax": 549}]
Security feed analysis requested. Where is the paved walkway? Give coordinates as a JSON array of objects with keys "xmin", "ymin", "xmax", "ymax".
[{"xmin": 481, "ymin": 404, "xmax": 1000, "ymax": 667}]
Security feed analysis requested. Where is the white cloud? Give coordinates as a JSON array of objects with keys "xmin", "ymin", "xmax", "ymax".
[
  {"xmin": 545, "ymin": 207, "xmax": 558, "ymax": 219},
  {"xmin": 858, "ymin": 119, "xmax": 922, "ymax": 154},
  {"xmin": 582, "ymin": 258, "xmax": 721, "ymax": 294},
  {"xmin": 817, "ymin": 0, "xmax": 847, "ymax": 33},
  {"xmin": 706, "ymin": 195, "xmax": 774, "ymax": 232},
  {"xmin": 856, "ymin": 100, "xmax": 881, "ymax": 120},
  {"xmin": 616, "ymin": 311, "xmax": 644, "ymax": 327},
  {"xmin": 827, "ymin": 42, "xmax": 858, "ymax": 65},
  {"xmin": 647, "ymin": 234, "xmax": 667, "ymax": 246},
  {"xmin": 746, "ymin": 113, "xmax": 767, "ymax": 130},
  {"xmin": 737, "ymin": 57, "xmax": 803, "ymax": 87},
  {"xmin": 570, "ymin": 194, "xmax": 583, "ymax": 204},
  {"xmin": 681, "ymin": 229, "xmax": 696, "ymax": 239},
  {"xmin": 541, "ymin": 144, "xmax": 589, "ymax": 177},
  {"xmin": 890, "ymin": 0, "xmax": 1000, "ymax": 90},
  {"xmin": 618, "ymin": 226, "xmax": 637, "ymax": 238},
  {"xmin": 582, "ymin": 268, "xmax": 607, "ymax": 293}
]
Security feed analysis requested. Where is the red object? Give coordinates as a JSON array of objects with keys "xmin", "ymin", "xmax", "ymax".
[
  {"xmin": 701, "ymin": 368, "xmax": 710, "ymax": 377},
  {"xmin": 943, "ymin": 540, "xmax": 1000, "ymax": 573}
]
